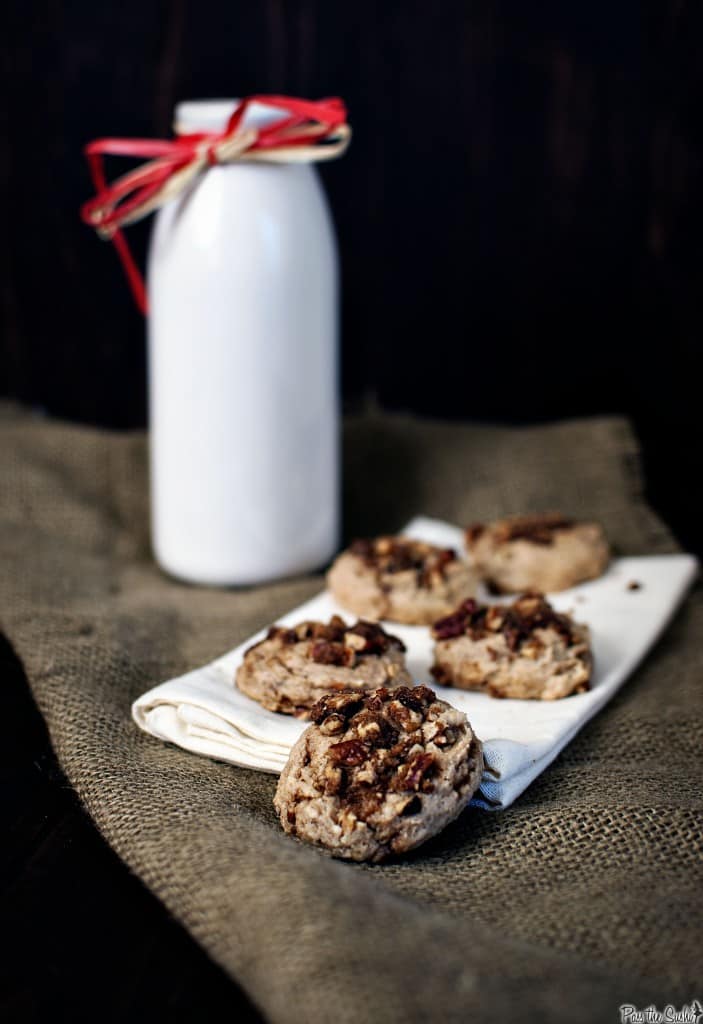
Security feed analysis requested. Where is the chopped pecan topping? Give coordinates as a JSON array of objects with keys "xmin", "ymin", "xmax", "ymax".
[
  {"xmin": 301, "ymin": 615, "xmax": 347, "ymax": 642},
  {"xmin": 267, "ymin": 625, "xmax": 298, "ymax": 645},
  {"xmin": 433, "ymin": 599, "xmax": 481, "ymax": 640},
  {"xmin": 317, "ymin": 614, "xmax": 346, "ymax": 637},
  {"xmin": 387, "ymin": 700, "xmax": 422, "ymax": 731},
  {"xmin": 363, "ymin": 688, "xmax": 388, "ymax": 712},
  {"xmin": 397, "ymin": 684, "xmax": 435, "ymax": 708},
  {"xmin": 309, "ymin": 685, "xmax": 467, "ymax": 825},
  {"xmin": 310, "ymin": 691, "xmax": 364, "ymax": 724},
  {"xmin": 329, "ymin": 739, "xmax": 369, "ymax": 767},
  {"xmin": 264, "ymin": 618, "xmax": 349, "ymax": 647},
  {"xmin": 318, "ymin": 713, "xmax": 346, "ymax": 735},
  {"xmin": 323, "ymin": 764, "xmax": 344, "ymax": 794},
  {"xmin": 432, "ymin": 724, "xmax": 458, "ymax": 749},
  {"xmin": 418, "ymin": 547, "xmax": 458, "ymax": 587},
  {"xmin": 492, "ymin": 513, "xmax": 574, "ymax": 546},
  {"xmin": 353, "ymin": 709, "xmax": 399, "ymax": 746},
  {"xmin": 258, "ymin": 615, "xmax": 404, "ymax": 665},
  {"xmin": 345, "ymin": 619, "xmax": 406, "ymax": 654},
  {"xmin": 500, "ymin": 594, "xmax": 575, "ymax": 651},
  {"xmin": 349, "ymin": 536, "xmax": 459, "ymax": 589},
  {"xmin": 433, "ymin": 593, "xmax": 576, "ymax": 650},
  {"xmin": 392, "ymin": 752, "xmax": 436, "ymax": 792},
  {"xmin": 310, "ymin": 640, "xmax": 356, "ymax": 667}
]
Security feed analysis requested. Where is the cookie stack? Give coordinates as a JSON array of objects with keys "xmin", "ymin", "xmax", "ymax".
[{"xmin": 235, "ymin": 514, "xmax": 610, "ymax": 862}]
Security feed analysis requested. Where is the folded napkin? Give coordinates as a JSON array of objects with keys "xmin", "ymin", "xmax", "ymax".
[{"xmin": 133, "ymin": 517, "xmax": 697, "ymax": 808}]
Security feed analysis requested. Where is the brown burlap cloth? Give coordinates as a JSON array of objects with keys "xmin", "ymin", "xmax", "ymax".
[{"xmin": 2, "ymin": 402, "xmax": 701, "ymax": 1023}]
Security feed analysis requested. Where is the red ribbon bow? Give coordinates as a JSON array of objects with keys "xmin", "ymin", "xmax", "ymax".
[{"xmin": 81, "ymin": 95, "xmax": 350, "ymax": 315}]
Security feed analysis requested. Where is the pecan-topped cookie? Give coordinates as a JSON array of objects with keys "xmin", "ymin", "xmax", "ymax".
[
  {"xmin": 327, "ymin": 536, "xmax": 478, "ymax": 625},
  {"xmin": 235, "ymin": 616, "xmax": 412, "ymax": 717},
  {"xmin": 465, "ymin": 513, "xmax": 610, "ymax": 593},
  {"xmin": 273, "ymin": 685, "xmax": 484, "ymax": 862},
  {"xmin": 431, "ymin": 594, "xmax": 591, "ymax": 700}
]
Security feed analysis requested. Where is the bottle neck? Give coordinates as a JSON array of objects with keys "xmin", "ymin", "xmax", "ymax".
[{"xmin": 174, "ymin": 99, "xmax": 290, "ymax": 136}]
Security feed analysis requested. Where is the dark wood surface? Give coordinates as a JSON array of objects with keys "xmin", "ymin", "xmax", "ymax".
[
  {"xmin": 2, "ymin": 3, "xmax": 702, "ymax": 1019},
  {"xmin": 3, "ymin": 1, "xmax": 702, "ymax": 548}
]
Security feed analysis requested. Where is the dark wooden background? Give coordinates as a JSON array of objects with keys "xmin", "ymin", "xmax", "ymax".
[
  {"xmin": 2, "ymin": 2, "xmax": 702, "ymax": 1020},
  {"xmin": 4, "ymin": 0, "xmax": 703, "ymax": 545}
]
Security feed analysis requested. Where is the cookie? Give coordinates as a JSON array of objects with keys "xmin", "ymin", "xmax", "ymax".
[
  {"xmin": 273, "ymin": 685, "xmax": 484, "ymax": 862},
  {"xmin": 465, "ymin": 513, "xmax": 610, "ymax": 593},
  {"xmin": 235, "ymin": 616, "xmax": 412, "ymax": 717},
  {"xmin": 327, "ymin": 536, "xmax": 478, "ymax": 625},
  {"xmin": 431, "ymin": 594, "xmax": 591, "ymax": 700}
]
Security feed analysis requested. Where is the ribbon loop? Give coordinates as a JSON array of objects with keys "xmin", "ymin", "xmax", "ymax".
[{"xmin": 80, "ymin": 95, "xmax": 350, "ymax": 315}]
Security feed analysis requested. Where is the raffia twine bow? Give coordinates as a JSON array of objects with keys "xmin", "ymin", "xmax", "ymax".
[{"xmin": 80, "ymin": 95, "xmax": 351, "ymax": 314}]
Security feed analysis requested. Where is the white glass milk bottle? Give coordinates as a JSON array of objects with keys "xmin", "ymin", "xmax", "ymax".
[{"xmin": 147, "ymin": 100, "xmax": 339, "ymax": 585}]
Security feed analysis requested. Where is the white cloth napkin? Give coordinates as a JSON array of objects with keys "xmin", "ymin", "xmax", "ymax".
[{"xmin": 133, "ymin": 517, "xmax": 697, "ymax": 808}]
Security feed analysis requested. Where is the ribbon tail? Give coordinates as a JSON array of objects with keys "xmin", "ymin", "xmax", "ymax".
[{"xmin": 111, "ymin": 228, "xmax": 148, "ymax": 316}]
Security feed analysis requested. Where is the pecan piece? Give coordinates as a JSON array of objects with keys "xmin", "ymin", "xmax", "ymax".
[
  {"xmin": 387, "ymin": 700, "xmax": 422, "ymax": 732},
  {"xmin": 267, "ymin": 625, "xmax": 298, "ymax": 645},
  {"xmin": 323, "ymin": 765, "xmax": 344, "ymax": 795},
  {"xmin": 397, "ymin": 685, "xmax": 435, "ymax": 709},
  {"xmin": 309, "ymin": 615, "xmax": 347, "ymax": 642},
  {"xmin": 393, "ymin": 752, "xmax": 436, "ymax": 791},
  {"xmin": 431, "ymin": 724, "xmax": 459, "ymax": 749},
  {"xmin": 318, "ymin": 713, "xmax": 346, "ymax": 735},
  {"xmin": 432, "ymin": 600, "xmax": 480, "ymax": 640},
  {"xmin": 310, "ymin": 691, "xmax": 363, "ymax": 724},
  {"xmin": 500, "ymin": 594, "xmax": 575, "ymax": 651},
  {"xmin": 495, "ymin": 513, "xmax": 573, "ymax": 546},
  {"xmin": 329, "ymin": 739, "xmax": 369, "ymax": 767},
  {"xmin": 345, "ymin": 619, "xmax": 405, "ymax": 655},
  {"xmin": 419, "ymin": 547, "xmax": 457, "ymax": 586},
  {"xmin": 310, "ymin": 640, "xmax": 356, "ymax": 667},
  {"xmin": 364, "ymin": 688, "xmax": 389, "ymax": 712},
  {"xmin": 354, "ymin": 710, "xmax": 399, "ymax": 747}
]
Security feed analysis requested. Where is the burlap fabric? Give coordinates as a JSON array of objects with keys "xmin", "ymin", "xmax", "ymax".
[{"xmin": 1, "ymin": 402, "xmax": 701, "ymax": 1022}]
